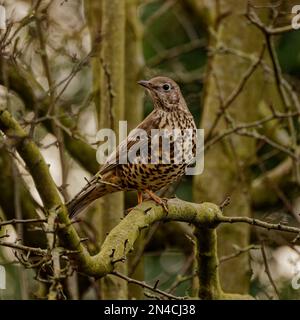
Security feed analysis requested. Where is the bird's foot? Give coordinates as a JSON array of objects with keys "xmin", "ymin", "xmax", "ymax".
[{"xmin": 145, "ymin": 190, "xmax": 169, "ymax": 214}]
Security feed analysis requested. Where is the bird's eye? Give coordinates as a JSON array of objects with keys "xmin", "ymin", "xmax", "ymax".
[{"xmin": 162, "ymin": 83, "xmax": 171, "ymax": 91}]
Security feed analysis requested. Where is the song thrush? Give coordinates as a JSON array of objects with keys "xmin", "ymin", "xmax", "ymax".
[{"xmin": 67, "ymin": 76, "xmax": 197, "ymax": 218}]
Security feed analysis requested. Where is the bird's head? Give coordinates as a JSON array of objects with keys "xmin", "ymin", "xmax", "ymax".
[{"xmin": 138, "ymin": 76, "xmax": 187, "ymax": 112}]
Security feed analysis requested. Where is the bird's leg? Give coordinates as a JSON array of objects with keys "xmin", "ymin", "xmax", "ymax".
[
  {"xmin": 145, "ymin": 189, "xmax": 168, "ymax": 213},
  {"xmin": 137, "ymin": 191, "xmax": 143, "ymax": 205}
]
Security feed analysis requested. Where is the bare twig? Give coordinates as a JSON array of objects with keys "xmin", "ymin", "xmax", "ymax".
[
  {"xmin": 111, "ymin": 271, "xmax": 186, "ymax": 300},
  {"xmin": 219, "ymin": 244, "xmax": 260, "ymax": 264},
  {"xmin": 246, "ymin": 2, "xmax": 300, "ymax": 184},
  {"xmin": 0, "ymin": 218, "xmax": 46, "ymax": 228},
  {"xmin": 261, "ymin": 241, "xmax": 280, "ymax": 299},
  {"xmin": 0, "ymin": 240, "xmax": 47, "ymax": 255},
  {"xmin": 220, "ymin": 215, "xmax": 300, "ymax": 235},
  {"xmin": 147, "ymin": 39, "xmax": 205, "ymax": 67},
  {"xmin": 206, "ymin": 44, "xmax": 265, "ymax": 140}
]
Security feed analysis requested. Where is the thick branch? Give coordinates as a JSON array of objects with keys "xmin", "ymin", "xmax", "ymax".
[
  {"xmin": 77, "ymin": 196, "xmax": 300, "ymax": 279},
  {"xmin": 0, "ymin": 110, "xmax": 61, "ymax": 209},
  {"xmin": 0, "ymin": 146, "xmax": 47, "ymax": 247},
  {"xmin": 83, "ymin": 200, "xmax": 222, "ymax": 277},
  {"xmin": 0, "ymin": 58, "xmax": 99, "ymax": 174},
  {"xmin": 194, "ymin": 227, "xmax": 221, "ymax": 299},
  {"xmin": 0, "ymin": 108, "xmax": 93, "ymax": 271},
  {"xmin": 1, "ymin": 109, "xmax": 299, "ymax": 299}
]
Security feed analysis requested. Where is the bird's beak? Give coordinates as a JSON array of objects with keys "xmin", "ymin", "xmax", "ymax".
[{"xmin": 138, "ymin": 80, "xmax": 152, "ymax": 90}]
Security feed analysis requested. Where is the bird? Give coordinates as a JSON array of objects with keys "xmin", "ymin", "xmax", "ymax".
[{"xmin": 67, "ymin": 76, "xmax": 197, "ymax": 218}]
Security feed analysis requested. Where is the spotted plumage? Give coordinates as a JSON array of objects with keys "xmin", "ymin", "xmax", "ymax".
[{"xmin": 67, "ymin": 77, "xmax": 197, "ymax": 218}]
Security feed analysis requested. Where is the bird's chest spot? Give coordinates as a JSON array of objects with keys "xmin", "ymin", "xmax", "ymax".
[{"xmin": 120, "ymin": 163, "xmax": 185, "ymax": 191}]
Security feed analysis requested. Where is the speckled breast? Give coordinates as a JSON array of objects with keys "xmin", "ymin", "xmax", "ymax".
[
  {"xmin": 120, "ymin": 163, "xmax": 187, "ymax": 191},
  {"xmin": 119, "ymin": 111, "xmax": 196, "ymax": 192}
]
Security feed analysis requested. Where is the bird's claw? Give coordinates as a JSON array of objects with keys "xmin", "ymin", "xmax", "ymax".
[
  {"xmin": 160, "ymin": 198, "xmax": 169, "ymax": 214},
  {"xmin": 145, "ymin": 190, "xmax": 169, "ymax": 214}
]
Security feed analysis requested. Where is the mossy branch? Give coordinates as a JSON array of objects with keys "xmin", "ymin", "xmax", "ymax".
[
  {"xmin": 0, "ymin": 109, "xmax": 61, "ymax": 209},
  {"xmin": 0, "ymin": 58, "xmax": 99, "ymax": 174},
  {"xmin": 0, "ymin": 147, "xmax": 46, "ymax": 247},
  {"xmin": 84, "ymin": 199, "xmax": 222, "ymax": 278},
  {"xmin": 1, "ymin": 109, "xmax": 300, "ymax": 299},
  {"xmin": 0, "ymin": 108, "xmax": 93, "ymax": 270}
]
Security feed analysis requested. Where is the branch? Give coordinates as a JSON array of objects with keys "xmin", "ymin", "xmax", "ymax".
[
  {"xmin": 0, "ymin": 108, "xmax": 93, "ymax": 271},
  {"xmin": 0, "ymin": 110, "xmax": 64, "ymax": 209},
  {"xmin": 206, "ymin": 44, "xmax": 265, "ymax": 140},
  {"xmin": 246, "ymin": 6, "xmax": 295, "ymax": 35},
  {"xmin": 251, "ymin": 158, "xmax": 293, "ymax": 207},
  {"xmin": 219, "ymin": 244, "xmax": 260, "ymax": 264},
  {"xmin": 246, "ymin": 3, "xmax": 300, "ymax": 184},
  {"xmin": 219, "ymin": 215, "xmax": 300, "ymax": 236},
  {"xmin": 80, "ymin": 199, "xmax": 223, "ymax": 277},
  {"xmin": 261, "ymin": 241, "xmax": 280, "ymax": 299},
  {"xmin": 111, "ymin": 271, "xmax": 184, "ymax": 300},
  {"xmin": 194, "ymin": 227, "xmax": 221, "ymax": 299},
  {"xmin": 0, "ymin": 58, "xmax": 99, "ymax": 174},
  {"xmin": 1, "ymin": 109, "xmax": 300, "ymax": 299},
  {"xmin": 0, "ymin": 146, "xmax": 47, "ymax": 247},
  {"xmin": 0, "ymin": 240, "xmax": 47, "ymax": 255},
  {"xmin": 147, "ymin": 39, "xmax": 206, "ymax": 67},
  {"xmin": 0, "ymin": 218, "xmax": 46, "ymax": 228}
]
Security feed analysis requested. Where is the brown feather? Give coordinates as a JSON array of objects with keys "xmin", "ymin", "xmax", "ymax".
[{"xmin": 66, "ymin": 76, "xmax": 197, "ymax": 218}]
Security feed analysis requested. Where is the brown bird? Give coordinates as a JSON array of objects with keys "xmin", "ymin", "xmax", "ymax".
[{"xmin": 67, "ymin": 76, "xmax": 196, "ymax": 218}]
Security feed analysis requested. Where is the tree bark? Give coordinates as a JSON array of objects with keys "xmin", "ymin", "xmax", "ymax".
[
  {"xmin": 124, "ymin": 0, "xmax": 145, "ymax": 300},
  {"xmin": 192, "ymin": 0, "xmax": 273, "ymax": 293},
  {"xmin": 97, "ymin": 0, "xmax": 127, "ymax": 299},
  {"xmin": 0, "ymin": 147, "xmax": 46, "ymax": 247}
]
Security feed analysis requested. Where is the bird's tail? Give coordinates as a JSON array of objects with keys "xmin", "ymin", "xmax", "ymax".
[{"xmin": 67, "ymin": 181, "xmax": 111, "ymax": 219}]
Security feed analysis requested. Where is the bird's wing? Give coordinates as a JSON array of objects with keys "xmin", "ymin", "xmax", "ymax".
[{"xmin": 99, "ymin": 110, "xmax": 162, "ymax": 175}]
